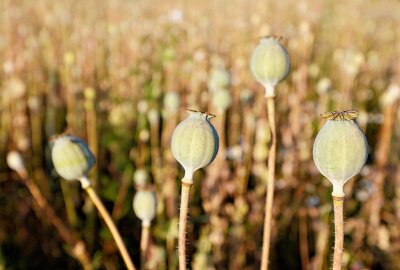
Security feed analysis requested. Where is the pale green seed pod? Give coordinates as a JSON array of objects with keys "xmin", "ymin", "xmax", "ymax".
[
  {"xmin": 212, "ymin": 88, "xmax": 232, "ymax": 112},
  {"xmin": 163, "ymin": 91, "xmax": 180, "ymax": 114},
  {"xmin": 250, "ymin": 37, "xmax": 290, "ymax": 97},
  {"xmin": 133, "ymin": 168, "xmax": 149, "ymax": 187},
  {"xmin": 133, "ymin": 190, "xmax": 157, "ymax": 226},
  {"xmin": 51, "ymin": 135, "xmax": 95, "ymax": 182},
  {"xmin": 313, "ymin": 119, "xmax": 368, "ymax": 197},
  {"xmin": 171, "ymin": 110, "xmax": 219, "ymax": 183},
  {"xmin": 208, "ymin": 67, "xmax": 230, "ymax": 92},
  {"xmin": 7, "ymin": 151, "xmax": 25, "ymax": 172}
]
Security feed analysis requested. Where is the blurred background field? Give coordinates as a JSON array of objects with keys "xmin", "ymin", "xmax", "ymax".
[{"xmin": 1, "ymin": 0, "xmax": 400, "ymax": 269}]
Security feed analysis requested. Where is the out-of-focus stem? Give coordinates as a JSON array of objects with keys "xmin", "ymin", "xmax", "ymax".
[
  {"xmin": 85, "ymin": 89, "xmax": 98, "ymax": 250},
  {"xmin": 112, "ymin": 167, "xmax": 133, "ymax": 220},
  {"xmin": 60, "ymin": 180, "xmax": 79, "ymax": 228},
  {"xmin": 261, "ymin": 96, "xmax": 276, "ymax": 270},
  {"xmin": 369, "ymin": 100, "xmax": 397, "ymax": 233},
  {"xmin": 82, "ymin": 178, "xmax": 136, "ymax": 270},
  {"xmin": 178, "ymin": 180, "xmax": 192, "ymax": 270},
  {"xmin": 14, "ymin": 169, "xmax": 92, "ymax": 270},
  {"xmin": 140, "ymin": 224, "xmax": 150, "ymax": 270},
  {"xmin": 313, "ymin": 212, "xmax": 329, "ymax": 270},
  {"xmin": 299, "ymin": 208, "xmax": 309, "ymax": 270},
  {"xmin": 332, "ymin": 196, "xmax": 344, "ymax": 270}
]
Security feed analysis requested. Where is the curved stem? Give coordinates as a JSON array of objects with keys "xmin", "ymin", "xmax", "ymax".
[
  {"xmin": 83, "ymin": 184, "xmax": 136, "ymax": 270},
  {"xmin": 15, "ymin": 169, "xmax": 92, "ymax": 270},
  {"xmin": 261, "ymin": 96, "xmax": 277, "ymax": 270},
  {"xmin": 140, "ymin": 224, "xmax": 150, "ymax": 270},
  {"xmin": 178, "ymin": 181, "xmax": 192, "ymax": 270},
  {"xmin": 332, "ymin": 196, "xmax": 344, "ymax": 270}
]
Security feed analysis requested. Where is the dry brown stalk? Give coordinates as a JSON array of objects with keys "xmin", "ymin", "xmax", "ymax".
[{"xmin": 261, "ymin": 96, "xmax": 277, "ymax": 270}]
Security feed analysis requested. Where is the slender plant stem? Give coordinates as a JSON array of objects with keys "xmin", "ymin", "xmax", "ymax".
[
  {"xmin": 178, "ymin": 181, "xmax": 192, "ymax": 270},
  {"xmin": 299, "ymin": 208, "xmax": 309, "ymax": 270},
  {"xmin": 140, "ymin": 225, "xmax": 150, "ymax": 270},
  {"xmin": 83, "ymin": 183, "xmax": 136, "ymax": 270},
  {"xmin": 15, "ymin": 169, "xmax": 92, "ymax": 270},
  {"xmin": 261, "ymin": 96, "xmax": 277, "ymax": 270},
  {"xmin": 332, "ymin": 196, "xmax": 344, "ymax": 270}
]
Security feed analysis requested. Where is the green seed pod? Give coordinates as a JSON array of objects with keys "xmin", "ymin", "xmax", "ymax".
[
  {"xmin": 250, "ymin": 37, "xmax": 290, "ymax": 97},
  {"xmin": 163, "ymin": 91, "xmax": 180, "ymax": 115},
  {"xmin": 7, "ymin": 151, "xmax": 25, "ymax": 172},
  {"xmin": 51, "ymin": 135, "xmax": 95, "ymax": 182},
  {"xmin": 313, "ymin": 112, "xmax": 368, "ymax": 197},
  {"xmin": 208, "ymin": 67, "xmax": 230, "ymax": 92},
  {"xmin": 133, "ymin": 168, "xmax": 149, "ymax": 187},
  {"xmin": 171, "ymin": 110, "xmax": 219, "ymax": 184},
  {"xmin": 133, "ymin": 190, "xmax": 157, "ymax": 226},
  {"xmin": 212, "ymin": 88, "xmax": 232, "ymax": 112}
]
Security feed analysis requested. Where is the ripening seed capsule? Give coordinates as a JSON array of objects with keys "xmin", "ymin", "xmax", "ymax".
[
  {"xmin": 208, "ymin": 67, "xmax": 230, "ymax": 91},
  {"xmin": 51, "ymin": 135, "xmax": 95, "ymax": 181},
  {"xmin": 133, "ymin": 168, "xmax": 149, "ymax": 187},
  {"xmin": 313, "ymin": 119, "xmax": 368, "ymax": 197},
  {"xmin": 171, "ymin": 110, "xmax": 219, "ymax": 184},
  {"xmin": 163, "ymin": 91, "xmax": 180, "ymax": 114},
  {"xmin": 7, "ymin": 151, "xmax": 25, "ymax": 172},
  {"xmin": 133, "ymin": 190, "xmax": 157, "ymax": 226},
  {"xmin": 250, "ymin": 37, "xmax": 290, "ymax": 97},
  {"xmin": 212, "ymin": 88, "xmax": 232, "ymax": 112}
]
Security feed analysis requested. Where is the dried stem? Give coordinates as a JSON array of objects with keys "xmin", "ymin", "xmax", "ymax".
[
  {"xmin": 332, "ymin": 196, "xmax": 344, "ymax": 270},
  {"xmin": 261, "ymin": 96, "xmax": 277, "ymax": 270},
  {"xmin": 140, "ymin": 224, "xmax": 150, "ymax": 270},
  {"xmin": 82, "ymin": 179, "xmax": 136, "ymax": 270},
  {"xmin": 15, "ymin": 169, "xmax": 92, "ymax": 270},
  {"xmin": 369, "ymin": 100, "xmax": 397, "ymax": 235},
  {"xmin": 178, "ymin": 181, "xmax": 192, "ymax": 270}
]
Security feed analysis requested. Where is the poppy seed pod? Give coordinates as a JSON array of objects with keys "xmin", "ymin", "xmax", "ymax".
[
  {"xmin": 163, "ymin": 91, "xmax": 180, "ymax": 114},
  {"xmin": 212, "ymin": 88, "xmax": 232, "ymax": 112},
  {"xmin": 133, "ymin": 168, "xmax": 149, "ymax": 188},
  {"xmin": 208, "ymin": 67, "xmax": 230, "ymax": 92},
  {"xmin": 313, "ymin": 114, "xmax": 368, "ymax": 197},
  {"xmin": 133, "ymin": 190, "xmax": 157, "ymax": 226},
  {"xmin": 171, "ymin": 110, "xmax": 219, "ymax": 184},
  {"xmin": 250, "ymin": 37, "xmax": 290, "ymax": 97},
  {"xmin": 51, "ymin": 135, "xmax": 95, "ymax": 182},
  {"xmin": 7, "ymin": 151, "xmax": 25, "ymax": 172}
]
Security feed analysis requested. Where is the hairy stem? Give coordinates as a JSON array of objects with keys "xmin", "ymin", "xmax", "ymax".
[
  {"xmin": 83, "ymin": 182, "xmax": 136, "ymax": 270},
  {"xmin": 332, "ymin": 196, "xmax": 344, "ymax": 270},
  {"xmin": 140, "ymin": 225, "xmax": 150, "ymax": 270},
  {"xmin": 178, "ymin": 181, "xmax": 192, "ymax": 270},
  {"xmin": 261, "ymin": 96, "xmax": 277, "ymax": 270}
]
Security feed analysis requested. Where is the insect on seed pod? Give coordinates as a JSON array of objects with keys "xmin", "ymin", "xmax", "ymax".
[
  {"xmin": 171, "ymin": 110, "xmax": 219, "ymax": 184},
  {"xmin": 250, "ymin": 36, "xmax": 290, "ymax": 97},
  {"xmin": 51, "ymin": 135, "xmax": 95, "ymax": 182},
  {"xmin": 313, "ymin": 111, "xmax": 368, "ymax": 197},
  {"xmin": 133, "ymin": 190, "xmax": 157, "ymax": 227}
]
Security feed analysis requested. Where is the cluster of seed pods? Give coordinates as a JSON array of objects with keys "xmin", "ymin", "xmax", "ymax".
[{"xmin": 46, "ymin": 35, "xmax": 369, "ymax": 270}]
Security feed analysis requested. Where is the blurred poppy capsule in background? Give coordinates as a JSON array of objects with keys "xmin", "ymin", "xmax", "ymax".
[{"xmin": 51, "ymin": 135, "xmax": 95, "ymax": 181}]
